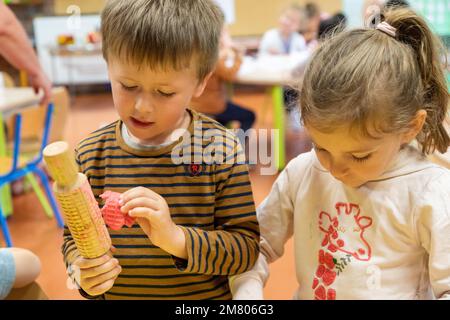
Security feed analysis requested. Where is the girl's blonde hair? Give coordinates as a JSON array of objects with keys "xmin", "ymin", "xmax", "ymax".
[{"xmin": 300, "ymin": 8, "xmax": 449, "ymax": 154}]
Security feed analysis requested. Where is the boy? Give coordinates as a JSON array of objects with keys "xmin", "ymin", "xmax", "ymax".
[{"xmin": 62, "ymin": 0, "xmax": 260, "ymax": 300}]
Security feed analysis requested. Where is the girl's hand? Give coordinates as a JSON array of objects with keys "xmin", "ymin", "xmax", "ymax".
[{"xmin": 120, "ymin": 187, "xmax": 187, "ymax": 259}]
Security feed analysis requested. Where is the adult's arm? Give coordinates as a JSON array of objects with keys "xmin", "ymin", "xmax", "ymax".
[{"xmin": 0, "ymin": 3, "xmax": 52, "ymax": 105}]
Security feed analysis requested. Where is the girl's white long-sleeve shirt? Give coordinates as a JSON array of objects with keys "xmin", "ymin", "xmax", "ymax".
[{"xmin": 230, "ymin": 146, "xmax": 450, "ymax": 300}]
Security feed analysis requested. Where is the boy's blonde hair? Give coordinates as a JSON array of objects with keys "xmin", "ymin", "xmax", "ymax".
[
  {"xmin": 300, "ymin": 8, "xmax": 449, "ymax": 154},
  {"xmin": 101, "ymin": 0, "xmax": 224, "ymax": 80}
]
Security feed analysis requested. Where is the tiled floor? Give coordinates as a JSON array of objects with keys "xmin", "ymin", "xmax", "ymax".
[{"xmin": 2, "ymin": 87, "xmax": 311, "ymax": 299}]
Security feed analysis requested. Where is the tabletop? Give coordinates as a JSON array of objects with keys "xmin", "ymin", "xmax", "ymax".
[
  {"xmin": 47, "ymin": 43, "xmax": 102, "ymax": 57},
  {"xmin": 235, "ymin": 53, "xmax": 309, "ymax": 86},
  {"xmin": 0, "ymin": 88, "xmax": 42, "ymax": 116}
]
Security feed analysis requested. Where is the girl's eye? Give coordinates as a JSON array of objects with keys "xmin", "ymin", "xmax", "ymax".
[
  {"xmin": 121, "ymin": 83, "xmax": 138, "ymax": 91},
  {"xmin": 313, "ymin": 145, "xmax": 327, "ymax": 153},
  {"xmin": 352, "ymin": 154, "xmax": 371, "ymax": 163},
  {"xmin": 157, "ymin": 90, "xmax": 175, "ymax": 97}
]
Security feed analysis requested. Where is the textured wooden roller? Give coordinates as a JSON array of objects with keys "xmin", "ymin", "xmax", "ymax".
[{"xmin": 43, "ymin": 141, "xmax": 111, "ymax": 258}]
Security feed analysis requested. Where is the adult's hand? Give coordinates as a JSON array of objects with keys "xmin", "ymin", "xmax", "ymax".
[
  {"xmin": 0, "ymin": 3, "xmax": 52, "ymax": 105},
  {"xmin": 29, "ymin": 71, "xmax": 52, "ymax": 106}
]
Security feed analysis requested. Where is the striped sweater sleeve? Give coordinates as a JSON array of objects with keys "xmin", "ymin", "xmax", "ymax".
[{"xmin": 175, "ymin": 141, "xmax": 260, "ymax": 276}]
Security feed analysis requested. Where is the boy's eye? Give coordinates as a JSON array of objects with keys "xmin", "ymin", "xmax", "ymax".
[
  {"xmin": 157, "ymin": 90, "xmax": 175, "ymax": 97},
  {"xmin": 120, "ymin": 83, "xmax": 138, "ymax": 91}
]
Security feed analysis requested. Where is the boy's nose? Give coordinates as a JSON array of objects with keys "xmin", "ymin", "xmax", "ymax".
[{"xmin": 135, "ymin": 94, "xmax": 154, "ymax": 114}]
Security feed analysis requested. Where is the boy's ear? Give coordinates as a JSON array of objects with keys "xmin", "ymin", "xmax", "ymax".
[
  {"xmin": 401, "ymin": 109, "xmax": 427, "ymax": 144},
  {"xmin": 192, "ymin": 72, "xmax": 213, "ymax": 98}
]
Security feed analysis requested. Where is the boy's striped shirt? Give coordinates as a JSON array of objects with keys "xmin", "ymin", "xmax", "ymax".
[{"xmin": 62, "ymin": 109, "xmax": 260, "ymax": 300}]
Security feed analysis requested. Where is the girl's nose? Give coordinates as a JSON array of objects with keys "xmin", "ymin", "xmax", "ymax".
[{"xmin": 330, "ymin": 159, "xmax": 349, "ymax": 179}]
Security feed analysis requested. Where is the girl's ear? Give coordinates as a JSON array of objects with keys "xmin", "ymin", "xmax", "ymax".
[
  {"xmin": 193, "ymin": 72, "xmax": 213, "ymax": 98},
  {"xmin": 401, "ymin": 109, "xmax": 427, "ymax": 144}
]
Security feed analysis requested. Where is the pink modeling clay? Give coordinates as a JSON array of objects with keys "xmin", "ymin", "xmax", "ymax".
[{"xmin": 100, "ymin": 191, "xmax": 136, "ymax": 230}]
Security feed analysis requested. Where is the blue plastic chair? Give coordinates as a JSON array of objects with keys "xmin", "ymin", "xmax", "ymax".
[{"xmin": 0, "ymin": 103, "xmax": 64, "ymax": 247}]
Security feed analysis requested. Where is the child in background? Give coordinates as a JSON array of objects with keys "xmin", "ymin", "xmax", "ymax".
[
  {"xmin": 292, "ymin": 13, "xmax": 348, "ymax": 78},
  {"xmin": 259, "ymin": 4, "xmax": 307, "ymax": 56},
  {"xmin": 385, "ymin": 0, "xmax": 410, "ymax": 8},
  {"xmin": 318, "ymin": 13, "xmax": 347, "ymax": 40},
  {"xmin": 190, "ymin": 26, "xmax": 256, "ymax": 143},
  {"xmin": 259, "ymin": 5, "xmax": 312, "ymax": 118},
  {"xmin": 230, "ymin": 8, "xmax": 450, "ymax": 300},
  {"xmin": 62, "ymin": 0, "xmax": 259, "ymax": 300},
  {"xmin": 0, "ymin": 248, "xmax": 41, "ymax": 299},
  {"xmin": 301, "ymin": 3, "xmax": 322, "ymax": 49}
]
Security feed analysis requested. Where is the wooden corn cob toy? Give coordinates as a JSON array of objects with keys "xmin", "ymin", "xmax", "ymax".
[{"xmin": 43, "ymin": 141, "xmax": 112, "ymax": 259}]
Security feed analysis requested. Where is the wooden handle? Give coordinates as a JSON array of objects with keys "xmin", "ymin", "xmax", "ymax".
[{"xmin": 43, "ymin": 141, "xmax": 79, "ymax": 188}]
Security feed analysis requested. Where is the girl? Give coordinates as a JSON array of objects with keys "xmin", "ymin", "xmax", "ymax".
[{"xmin": 230, "ymin": 8, "xmax": 450, "ymax": 300}]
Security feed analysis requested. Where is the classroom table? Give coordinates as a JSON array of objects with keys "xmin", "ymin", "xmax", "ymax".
[
  {"xmin": 0, "ymin": 88, "xmax": 42, "ymax": 216},
  {"xmin": 235, "ymin": 54, "xmax": 308, "ymax": 171}
]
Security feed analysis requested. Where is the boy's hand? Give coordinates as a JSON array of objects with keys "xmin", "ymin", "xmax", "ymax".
[
  {"xmin": 120, "ymin": 187, "xmax": 187, "ymax": 259},
  {"xmin": 72, "ymin": 251, "xmax": 121, "ymax": 297}
]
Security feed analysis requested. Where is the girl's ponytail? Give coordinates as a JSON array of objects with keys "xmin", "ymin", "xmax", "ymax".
[{"xmin": 385, "ymin": 8, "xmax": 449, "ymax": 154}]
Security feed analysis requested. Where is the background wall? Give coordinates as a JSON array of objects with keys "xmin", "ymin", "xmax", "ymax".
[
  {"xmin": 228, "ymin": 0, "xmax": 343, "ymax": 36},
  {"xmin": 53, "ymin": 0, "xmax": 106, "ymax": 14},
  {"xmin": 53, "ymin": 0, "xmax": 343, "ymax": 37}
]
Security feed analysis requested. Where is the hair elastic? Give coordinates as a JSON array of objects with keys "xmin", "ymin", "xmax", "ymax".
[{"xmin": 376, "ymin": 21, "xmax": 397, "ymax": 38}]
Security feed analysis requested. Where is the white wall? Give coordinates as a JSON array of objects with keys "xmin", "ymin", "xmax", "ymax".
[{"xmin": 33, "ymin": 15, "xmax": 109, "ymax": 85}]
